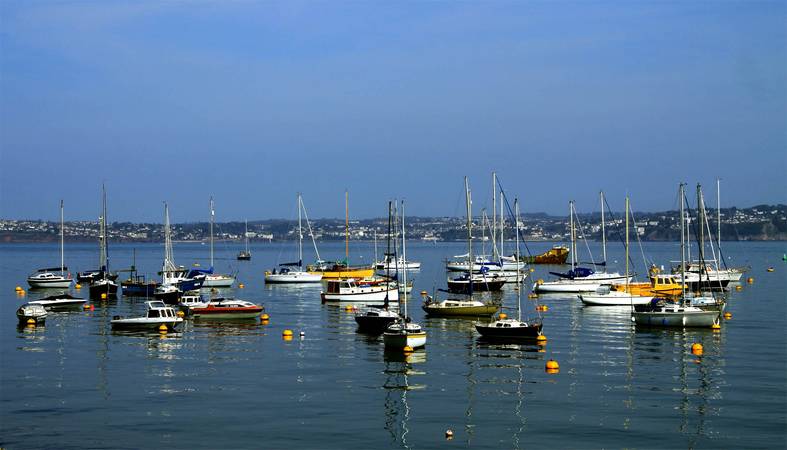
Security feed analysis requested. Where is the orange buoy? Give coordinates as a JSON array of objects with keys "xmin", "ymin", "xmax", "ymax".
[
  {"xmin": 239, "ymin": 283, "xmax": 245, "ymax": 289},
  {"xmin": 747, "ymin": 277, "xmax": 754, "ymax": 284},
  {"xmin": 545, "ymin": 359, "xmax": 559, "ymax": 370},
  {"xmin": 498, "ymin": 313, "xmax": 507, "ymax": 320},
  {"xmin": 536, "ymin": 334, "xmax": 547, "ymax": 344},
  {"xmin": 75, "ymin": 283, "xmax": 82, "ymax": 289},
  {"xmin": 691, "ymin": 343, "xmax": 703, "ymax": 355}
]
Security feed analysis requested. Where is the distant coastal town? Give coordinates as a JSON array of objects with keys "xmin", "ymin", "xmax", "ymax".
[{"xmin": 2, "ymin": 204, "xmax": 784, "ymax": 244}]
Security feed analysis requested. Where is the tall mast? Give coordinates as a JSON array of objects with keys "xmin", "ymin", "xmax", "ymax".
[
  {"xmin": 209, "ymin": 196, "xmax": 214, "ymax": 268},
  {"xmin": 98, "ymin": 184, "xmax": 107, "ymax": 272},
  {"xmin": 465, "ymin": 177, "xmax": 472, "ymax": 276},
  {"xmin": 374, "ymin": 229, "xmax": 378, "ymax": 263},
  {"xmin": 697, "ymin": 184, "xmax": 705, "ymax": 278},
  {"xmin": 164, "ymin": 202, "xmax": 175, "ymax": 271},
  {"xmin": 244, "ymin": 220, "xmax": 249, "ymax": 253},
  {"xmin": 60, "ymin": 199, "xmax": 65, "ymax": 275},
  {"xmin": 601, "ymin": 191, "xmax": 607, "ymax": 264},
  {"xmin": 481, "ymin": 209, "xmax": 487, "ymax": 257},
  {"xmin": 492, "ymin": 172, "xmax": 497, "ymax": 260},
  {"xmin": 569, "ymin": 201, "xmax": 576, "ymax": 270},
  {"xmin": 679, "ymin": 184, "xmax": 686, "ymax": 299},
  {"xmin": 515, "ymin": 198, "xmax": 521, "ymax": 321},
  {"xmin": 345, "ymin": 190, "xmax": 349, "ymax": 263},
  {"xmin": 625, "ymin": 195, "xmax": 630, "ymax": 309},
  {"xmin": 401, "ymin": 200, "xmax": 408, "ymax": 319},
  {"xmin": 298, "ymin": 193, "xmax": 303, "ymax": 267}
]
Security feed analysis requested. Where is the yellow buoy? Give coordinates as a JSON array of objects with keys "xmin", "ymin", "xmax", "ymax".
[
  {"xmin": 691, "ymin": 343, "xmax": 703, "ymax": 355},
  {"xmin": 344, "ymin": 305, "xmax": 355, "ymax": 312},
  {"xmin": 283, "ymin": 335, "xmax": 293, "ymax": 341},
  {"xmin": 536, "ymin": 334, "xmax": 547, "ymax": 343},
  {"xmin": 261, "ymin": 319, "xmax": 270, "ymax": 325},
  {"xmin": 403, "ymin": 346, "xmax": 413, "ymax": 353},
  {"xmin": 528, "ymin": 293, "xmax": 538, "ymax": 299},
  {"xmin": 239, "ymin": 283, "xmax": 245, "ymax": 289},
  {"xmin": 261, "ymin": 313, "xmax": 270, "ymax": 320},
  {"xmin": 83, "ymin": 303, "xmax": 91, "ymax": 310},
  {"xmin": 445, "ymin": 429, "xmax": 454, "ymax": 439},
  {"xmin": 26, "ymin": 318, "xmax": 35, "ymax": 325},
  {"xmin": 536, "ymin": 279, "xmax": 544, "ymax": 285},
  {"xmin": 545, "ymin": 359, "xmax": 560, "ymax": 371},
  {"xmin": 177, "ymin": 311, "xmax": 185, "ymax": 317},
  {"xmin": 101, "ymin": 293, "xmax": 107, "ymax": 300},
  {"xmin": 711, "ymin": 323, "xmax": 721, "ymax": 331},
  {"xmin": 75, "ymin": 283, "xmax": 82, "ymax": 289},
  {"xmin": 747, "ymin": 277, "xmax": 754, "ymax": 284},
  {"xmin": 724, "ymin": 312, "xmax": 732, "ymax": 320},
  {"xmin": 420, "ymin": 290, "xmax": 428, "ymax": 296},
  {"xmin": 499, "ymin": 313, "xmax": 507, "ymax": 320},
  {"xmin": 15, "ymin": 286, "xmax": 22, "ymax": 291},
  {"xmin": 18, "ymin": 290, "xmax": 25, "ymax": 296},
  {"xmin": 282, "ymin": 329, "xmax": 294, "ymax": 337},
  {"xmin": 529, "ymin": 268, "xmax": 535, "ymax": 273},
  {"xmin": 735, "ymin": 285, "xmax": 742, "ymax": 291},
  {"xmin": 158, "ymin": 324, "xmax": 168, "ymax": 333}
]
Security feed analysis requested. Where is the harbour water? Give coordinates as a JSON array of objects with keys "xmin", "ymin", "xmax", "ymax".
[{"xmin": 1, "ymin": 241, "xmax": 785, "ymax": 449}]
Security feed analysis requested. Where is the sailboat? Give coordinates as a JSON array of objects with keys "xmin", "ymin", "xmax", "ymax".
[
  {"xmin": 579, "ymin": 196, "xmax": 654, "ymax": 306},
  {"xmin": 89, "ymin": 185, "xmax": 119, "ymax": 299},
  {"xmin": 237, "ymin": 220, "xmax": 252, "ymax": 260},
  {"xmin": 27, "ymin": 200, "xmax": 74, "ymax": 289},
  {"xmin": 119, "ymin": 249, "xmax": 158, "ymax": 297},
  {"xmin": 533, "ymin": 197, "xmax": 629, "ymax": 293},
  {"xmin": 153, "ymin": 203, "xmax": 205, "ymax": 304},
  {"xmin": 423, "ymin": 177, "xmax": 500, "ymax": 317},
  {"xmin": 476, "ymin": 199, "xmax": 543, "ymax": 338},
  {"xmin": 632, "ymin": 184, "xmax": 721, "ymax": 328},
  {"xmin": 265, "ymin": 193, "xmax": 323, "ymax": 283},
  {"xmin": 201, "ymin": 197, "xmax": 236, "ymax": 288},
  {"xmin": 355, "ymin": 201, "xmax": 404, "ymax": 333},
  {"xmin": 307, "ymin": 190, "xmax": 374, "ymax": 279},
  {"xmin": 384, "ymin": 200, "xmax": 427, "ymax": 349}
]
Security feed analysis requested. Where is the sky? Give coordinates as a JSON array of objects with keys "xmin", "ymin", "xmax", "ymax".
[{"xmin": 1, "ymin": 1, "xmax": 785, "ymax": 223}]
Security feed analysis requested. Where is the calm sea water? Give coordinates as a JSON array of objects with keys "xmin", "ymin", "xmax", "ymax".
[{"xmin": 1, "ymin": 240, "xmax": 785, "ymax": 449}]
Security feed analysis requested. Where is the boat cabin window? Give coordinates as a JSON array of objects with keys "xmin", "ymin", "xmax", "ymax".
[{"xmin": 147, "ymin": 310, "xmax": 161, "ymax": 318}]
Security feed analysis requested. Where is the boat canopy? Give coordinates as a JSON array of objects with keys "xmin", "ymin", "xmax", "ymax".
[
  {"xmin": 549, "ymin": 267, "xmax": 595, "ymax": 279},
  {"xmin": 186, "ymin": 267, "xmax": 214, "ymax": 278}
]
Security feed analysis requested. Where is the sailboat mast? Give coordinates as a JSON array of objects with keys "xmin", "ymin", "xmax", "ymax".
[
  {"xmin": 244, "ymin": 220, "xmax": 249, "ymax": 253},
  {"xmin": 345, "ymin": 190, "xmax": 349, "ymax": 262},
  {"xmin": 570, "ymin": 201, "xmax": 576, "ymax": 270},
  {"xmin": 209, "ymin": 197, "xmax": 214, "ymax": 268},
  {"xmin": 481, "ymin": 209, "xmax": 487, "ymax": 257},
  {"xmin": 499, "ymin": 193, "xmax": 504, "ymax": 257},
  {"xmin": 465, "ymin": 177, "xmax": 472, "ymax": 274},
  {"xmin": 515, "ymin": 198, "xmax": 521, "ymax": 321},
  {"xmin": 697, "ymin": 184, "xmax": 705, "ymax": 278},
  {"xmin": 401, "ymin": 200, "xmax": 408, "ymax": 318},
  {"xmin": 601, "ymin": 191, "xmax": 607, "ymax": 264},
  {"xmin": 625, "ymin": 195, "xmax": 630, "ymax": 309},
  {"xmin": 679, "ymin": 184, "xmax": 686, "ymax": 299},
  {"xmin": 164, "ymin": 202, "xmax": 175, "ymax": 271},
  {"xmin": 60, "ymin": 199, "xmax": 65, "ymax": 275},
  {"xmin": 298, "ymin": 193, "xmax": 303, "ymax": 266},
  {"xmin": 492, "ymin": 172, "xmax": 497, "ymax": 260}
]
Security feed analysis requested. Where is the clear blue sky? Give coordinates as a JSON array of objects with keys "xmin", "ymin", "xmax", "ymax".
[{"xmin": 1, "ymin": 1, "xmax": 785, "ymax": 222}]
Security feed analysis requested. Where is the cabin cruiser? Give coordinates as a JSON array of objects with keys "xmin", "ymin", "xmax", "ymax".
[
  {"xmin": 27, "ymin": 268, "xmax": 73, "ymax": 289},
  {"xmin": 320, "ymin": 278, "xmax": 399, "ymax": 306},
  {"xmin": 190, "ymin": 298, "xmax": 264, "ymax": 319},
  {"xmin": 29, "ymin": 294, "xmax": 86, "ymax": 309},
  {"xmin": 111, "ymin": 301, "xmax": 183, "ymax": 331},
  {"xmin": 17, "ymin": 303, "xmax": 47, "ymax": 324}
]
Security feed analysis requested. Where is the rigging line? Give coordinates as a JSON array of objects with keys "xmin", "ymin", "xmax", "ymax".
[
  {"xmin": 700, "ymin": 191, "xmax": 725, "ymax": 293},
  {"xmin": 603, "ymin": 195, "xmax": 638, "ymax": 272},
  {"xmin": 494, "ymin": 175, "xmax": 533, "ymax": 258},
  {"xmin": 300, "ymin": 196, "xmax": 321, "ymax": 262},
  {"xmin": 682, "ymin": 190, "xmax": 720, "ymax": 301},
  {"xmin": 627, "ymin": 201, "xmax": 650, "ymax": 278},
  {"xmin": 572, "ymin": 209, "xmax": 599, "ymax": 269},
  {"xmin": 604, "ymin": 196, "xmax": 647, "ymax": 272}
]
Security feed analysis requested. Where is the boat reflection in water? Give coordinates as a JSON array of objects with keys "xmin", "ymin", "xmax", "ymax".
[{"xmin": 383, "ymin": 348, "xmax": 426, "ymax": 449}]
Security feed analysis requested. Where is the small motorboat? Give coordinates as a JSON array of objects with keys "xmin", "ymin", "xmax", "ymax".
[
  {"xmin": 320, "ymin": 278, "xmax": 399, "ymax": 306},
  {"xmin": 190, "ymin": 298, "xmax": 263, "ymax": 320},
  {"xmin": 111, "ymin": 301, "xmax": 183, "ymax": 331},
  {"xmin": 422, "ymin": 294, "xmax": 499, "ymax": 317},
  {"xmin": 354, "ymin": 306, "xmax": 400, "ymax": 334},
  {"xmin": 17, "ymin": 303, "xmax": 47, "ymax": 324},
  {"xmin": 29, "ymin": 294, "xmax": 86, "ymax": 310},
  {"xmin": 632, "ymin": 300, "xmax": 720, "ymax": 328},
  {"xmin": 383, "ymin": 320, "xmax": 427, "ymax": 349}
]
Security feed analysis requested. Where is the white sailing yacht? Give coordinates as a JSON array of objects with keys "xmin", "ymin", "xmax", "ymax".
[
  {"xmin": 202, "ymin": 197, "xmax": 236, "ymax": 288},
  {"xmin": 632, "ymin": 184, "xmax": 721, "ymax": 327},
  {"xmin": 534, "ymin": 197, "xmax": 629, "ymax": 293},
  {"xmin": 265, "ymin": 193, "xmax": 323, "ymax": 283},
  {"xmin": 476, "ymin": 199, "xmax": 543, "ymax": 338},
  {"xmin": 27, "ymin": 200, "xmax": 74, "ymax": 289},
  {"xmin": 384, "ymin": 200, "xmax": 427, "ymax": 349}
]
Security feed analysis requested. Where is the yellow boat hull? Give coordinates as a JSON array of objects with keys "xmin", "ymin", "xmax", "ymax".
[{"xmin": 308, "ymin": 268, "xmax": 374, "ymax": 279}]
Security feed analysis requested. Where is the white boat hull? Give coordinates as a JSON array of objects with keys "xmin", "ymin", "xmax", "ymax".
[
  {"xmin": 202, "ymin": 274, "xmax": 236, "ymax": 287},
  {"xmin": 632, "ymin": 310, "xmax": 718, "ymax": 327},
  {"xmin": 321, "ymin": 287, "xmax": 399, "ymax": 305},
  {"xmin": 579, "ymin": 292, "xmax": 653, "ymax": 306},
  {"xmin": 265, "ymin": 272, "xmax": 323, "ymax": 283},
  {"xmin": 27, "ymin": 277, "xmax": 73, "ymax": 289}
]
